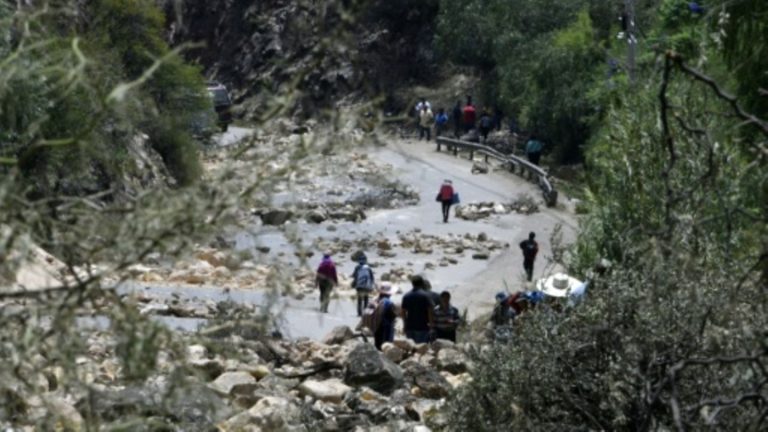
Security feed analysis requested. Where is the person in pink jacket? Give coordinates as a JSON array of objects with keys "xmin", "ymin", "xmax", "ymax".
[
  {"xmin": 437, "ymin": 179, "xmax": 455, "ymax": 223},
  {"xmin": 315, "ymin": 252, "xmax": 338, "ymax": 313}
]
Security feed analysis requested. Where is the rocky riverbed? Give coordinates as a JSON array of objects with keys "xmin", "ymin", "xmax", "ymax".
[{"xmin": 1, "ymin": 322, "xmax": 472, "ymax": 431}]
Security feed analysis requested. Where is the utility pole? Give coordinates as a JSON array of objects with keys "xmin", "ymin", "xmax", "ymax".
[{"xmin": 624, "ymin": 0, "xmax": 637, "ymax": 83}]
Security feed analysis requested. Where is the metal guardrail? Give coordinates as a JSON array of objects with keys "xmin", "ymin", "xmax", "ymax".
[{"xmin": 436, "ymin": 137, "xmax": 558, "ymax": 207}]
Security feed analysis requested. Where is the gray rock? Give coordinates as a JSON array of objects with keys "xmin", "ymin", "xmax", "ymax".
[
  {"xmin": 260, "ymin": 209, "xmax": 294, "ymax": 226},
  {"xmin": 209, "ymin": 371, "xmax": 258, "ymax": 396},
  {"xmin": 472, "ymin": 251, "xmax": 490, "ymax": 260},
  {"xmin": 403, "ymin": 362, "xmax": 451, "ymax": 399},
  {"xmin": 323, "ymin": 325, "xmax": 354, "ymax": 345},
  {"xmin": 298, "ymin": 378, "xmax": 352, "ymax": 404},
  {"xmin": 471, "ymin": 161, "xmax": 489, "ymax": 174},
  {"xmin": 436, "ymin": 348, "xmax": 469, "ymax": 374},
  {"xmin": 305, "ymin": 209, "xmax": 328, "ymax": 224},
  {"xmin": 382, "ymin": 343, "xmax": 406, "ymax": 363},
  {"xmin": 344, "ymin": 344, "xmax": 404, "ymax": 394}
]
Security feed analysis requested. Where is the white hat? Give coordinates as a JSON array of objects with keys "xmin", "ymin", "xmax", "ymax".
[
  {"xmin": 379, "ymin": 282, "xmax": 394, "ymax": 296},
  {"xmin": 536, "ymin": 273, "xmax": 583, "ymax": 298}
]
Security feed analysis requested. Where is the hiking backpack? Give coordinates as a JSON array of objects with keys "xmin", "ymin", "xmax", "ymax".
[
  {"xmin": 360, "ymin": 298, "xmax": 395, "ymax": 333},
  {"xmin": 354, "ymin": 265, "xmax": 374, "ymax": 290}
]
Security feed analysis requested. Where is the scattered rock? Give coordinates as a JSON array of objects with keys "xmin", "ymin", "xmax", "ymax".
[
  {"xmin": 323, "ymin": 325, "xmax": 354, "ymax": 345},
  {"xmin": 209, "ymin": 371, "xmax": 258, "ymax": 397},
  {"xmin": 260, "ymin": 209, "xmax": 294, "ymax": 226},
  {"xmin": 382, "ymin": 343, "xmax": 406, "ymax": 364},
  {"xmin": 471, "ymin": 161, "xmax": 489, "ymax": 174},
  {"xmin": 472, "ymin": 251, "xmax": 490, "ymax": 260},
  {"xmin": 298, "ymin": 378, "xmax": 353, "ymax": 404},
  {"xmin": 436, "ymin": 348, "xmax": 469, "ymax": 374}
]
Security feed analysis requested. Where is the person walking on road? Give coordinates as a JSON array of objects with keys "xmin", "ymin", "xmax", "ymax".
[
  {"xmin": 419, "ymin": 105, "xmax": 434, "ymax": 141},
  {"xmin": 452, "ymin": 100, "xmax": 463, "ymax": 138},
  {"xmin": 315, "ymin": 252, "xmax": 338, "ymax": 313},
  {"xmin": 525, "ymin": 134, "xmax": 544, "ymax": 165},
  {"xmin": 401, "ymin": 275, "xmax": 434, "ymax": 344},
  {"xmin": 519, "ymin": 231, "xmax": 539, "ymax": 282},
  {"xmin": 351, "ymin": 255, "xmax": 375, "ymax": 316},
  {"xmin": 437, "ymin": 179, "xmax": 455, "ymax": 223},
  {"xmin": 433, "ymin": 291, "xmax": 461, "ymax": 342},
  {"xmin": 414, "ymin": 98, "xmax": 432, "ymax": 136}
]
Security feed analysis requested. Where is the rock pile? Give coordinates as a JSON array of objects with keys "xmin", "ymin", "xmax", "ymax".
[
  {"xmin": 1, "ymin": 325, "xmax": 472, "ymax": 430},
  {"xmin": 455, "ymin": 195, "xmax": 540, "ymax": 221}
]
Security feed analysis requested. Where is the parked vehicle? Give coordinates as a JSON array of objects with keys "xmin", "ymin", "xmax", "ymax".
[{"xmin": 206, "ymin": 81, "xmax": 233, "ymax": 132}]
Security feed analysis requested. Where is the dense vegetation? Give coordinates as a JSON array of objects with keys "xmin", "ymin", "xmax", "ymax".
[
  {"xmin": 445, "ymin": 0, "xmax": 768, "ymax": 429},
  {"xmin": 0, "ymin": 0, "xmax": 209, "ymax": 196}
]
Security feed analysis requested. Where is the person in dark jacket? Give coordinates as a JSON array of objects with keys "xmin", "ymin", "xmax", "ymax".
[
  {"xmin": 401, "ymin": 275, "xmax": 434, "ymax": 344},
  {"xmin": 519, "ymin": 232, "xmax": 539, "ymax": 281},
  {"xmin": 315, "ymin": 252, "xmax": 338, "ymax": 313},
  {"xmin": 452, "ymin": 100, "xmax": 463, "ymax": 138}
]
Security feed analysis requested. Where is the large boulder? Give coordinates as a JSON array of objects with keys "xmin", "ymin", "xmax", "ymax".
[
  {"xmin": 323, "ymin": 325, "xmax": 354, "ymax": 345},
  {"xmin": 298, "ymin": 378, "xmax": 353, "ymax": 404},
  {"xmin": 344, "ymin": 344, "xmax": 404, "ymax": 394},
  {"xmin": 209, "ymin": 371, "xmax": 258, "ymax": 397}
]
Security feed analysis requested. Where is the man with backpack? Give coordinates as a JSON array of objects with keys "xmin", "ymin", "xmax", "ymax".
[
  {"xmin": 525, "ymin": 134, "xmax": 544, "ymax": 165},
  {"xmin": 401, "ymin": 275, "xmax": 434, "ymax": 344},
  {"xmin": 519, "ymin": 231, "xmax": 539, "ymax": 282},
  {"xmin": 359, "ymin": 282, "xmax": 397, "ymax": 350},
  {"xmin": 437, "ymin": 179, "xmax": 455, "ymax": 223},
  {"xmin": 351, "ymin": 255, "xmax": 375, "ymax": 317}
]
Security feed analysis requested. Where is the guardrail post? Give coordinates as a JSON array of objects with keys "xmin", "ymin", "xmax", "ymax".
[
  {"xmin": 453, "ymin": 145, "xmax": 458, "ymax": 156},
  {"xmin": 437, "ymin": 140, "xmax": 441, "ymax": 152},
  {"xmin": 485, "ymin": 154, "xmax": 489, "ymax": 164},
  {"xmin": 469, "ymin": 150, "xmax": 474, "ymax": 160}
]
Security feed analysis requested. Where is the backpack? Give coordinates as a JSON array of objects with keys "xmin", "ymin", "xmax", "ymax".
[
  {"xmin": 360, "ymin": 298, "xmax": 394, "ymax": 333},
  {"xmin": 354, "ymin": 265, "xmax": 374, "ymax": 290}
]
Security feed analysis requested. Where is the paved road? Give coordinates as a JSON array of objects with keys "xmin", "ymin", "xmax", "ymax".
[{"xmin": 134, "ymin": 132, "xmax": 578, "ymax": 339}]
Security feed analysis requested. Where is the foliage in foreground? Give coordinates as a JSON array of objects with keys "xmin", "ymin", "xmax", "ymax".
[{"xmin": 444, "ymin": 3, "xmax": 768, "ymax": 429}]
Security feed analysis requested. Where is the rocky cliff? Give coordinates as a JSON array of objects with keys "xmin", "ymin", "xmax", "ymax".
[{"xmin": 162, "ymin": 0, "xmax": 439, "ymax": 118}]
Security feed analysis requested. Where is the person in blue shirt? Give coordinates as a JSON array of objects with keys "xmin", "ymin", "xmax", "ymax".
[{"xmin": 434, "ymin": 108, "xmax": 449, "ymax": 138}]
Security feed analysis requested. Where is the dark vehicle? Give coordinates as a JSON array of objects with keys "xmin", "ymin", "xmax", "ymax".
[{"xmin": 207, "ymin": 81, "xmax": 233, "ymax": 132}]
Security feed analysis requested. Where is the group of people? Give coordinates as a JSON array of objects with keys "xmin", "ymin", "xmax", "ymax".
[
  {"xmin": 415, "ymin": 96, "xmax": 547, "ymax": 166},
  {"xmin": 315, "ymin": 253, "xmax": 462, "ymax": 350},
  {"xmin": 414, "ymin": 96, "xmax": 502, "ymax": 143}
]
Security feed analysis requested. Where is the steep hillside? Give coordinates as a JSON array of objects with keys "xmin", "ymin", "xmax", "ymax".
[{"xmin": 163, "ymin": 0, "xmax": 440, "ymax": 118}]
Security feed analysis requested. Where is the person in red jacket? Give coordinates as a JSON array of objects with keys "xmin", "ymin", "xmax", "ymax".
[
  {"xmin": 437, "ymin": 179, "xmax": 455, "ymax": 223},
  {"xmin": 462, "ymin": 96, "xmax": 476, "ymax": 133}
]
